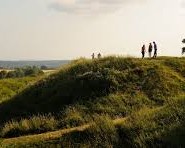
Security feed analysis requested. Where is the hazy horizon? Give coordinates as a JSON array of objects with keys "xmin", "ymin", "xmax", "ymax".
[
  {"xmin": 0, "ymin": 0, "xmax": 185, "ymax": 60},
  {"xmin": 0, "ymin": 55, "xmax": 182, "ymax": 61}
]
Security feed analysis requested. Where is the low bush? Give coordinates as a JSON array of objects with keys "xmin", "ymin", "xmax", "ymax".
[{"xmin": 58, "ymin": 106, "xmax": 87, "ymax": 128}]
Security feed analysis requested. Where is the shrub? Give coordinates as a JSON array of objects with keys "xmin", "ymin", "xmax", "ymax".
[
  {"xmin": 58, "ymin": 106, "xmax": 86, "ymax": 128},
  {"xmin": 6, "ymin": 71, "xmax": 17, "ymax": 78},
  {"xmin": 0, "ymin": 70, "xmax": 7, "ymax": 79}
]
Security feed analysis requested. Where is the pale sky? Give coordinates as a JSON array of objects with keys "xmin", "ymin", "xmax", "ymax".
[{"xmin": 0, "ymin": 0, "xmax": 185, "ymax": 60}]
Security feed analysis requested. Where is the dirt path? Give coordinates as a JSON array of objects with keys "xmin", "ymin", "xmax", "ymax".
[{"xmin": 1, "ymin": 117, "xmax": 127, "ymax": 146}]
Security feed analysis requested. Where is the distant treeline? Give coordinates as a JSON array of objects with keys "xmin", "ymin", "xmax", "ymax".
[
  {"xmin": 0, "ymin": 66, "xmax": 44, "ymax": 79},
  {"xmin": 0, "ymin": 60, "xmax": 70, "ymax": 69}
]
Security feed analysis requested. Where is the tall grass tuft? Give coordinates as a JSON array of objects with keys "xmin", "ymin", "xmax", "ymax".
[
  {"xmin": 86, "ymin": 115, "xmax": 118, "ymax": 147},
  {"xmin": 1, "ymin": 114, "xmax": 58, "ymax": 138}
]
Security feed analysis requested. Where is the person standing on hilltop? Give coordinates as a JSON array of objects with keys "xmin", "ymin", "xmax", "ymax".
[
  {"xmin": 91, "ymin": 53, "xmax": 95, "ymax": 59},
  {"xmin": 153, "ymin": 42, "xmax": 157, "ymax": 58},
  {"xmin": 141, "ymin": 45, "xmax": 146, "ymax": 59},
  {"xmin": 148, "ymin": 43, "xmax": 153, "ymax": 58},
  {"xmin": 98, "ymin": 53, "xmax": 102, "ymax": 59}
]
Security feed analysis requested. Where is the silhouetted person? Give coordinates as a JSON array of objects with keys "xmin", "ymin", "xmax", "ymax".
[
  {"xmin": 98, "ymin": 53, "xmax": 101, "ymax": 59},
  {"xmin": 182, "ymin": 48, "xmax": 185, "ymax": 55},
  {"xmin": 148, "ymin": 43, "xmax": 153, "ymax": 58},
  {"xmin": 141, "ymin": 45, "xmax": 146, "ymax": 59},
  {"xmin": 153, "ymin": 42, "xmax": 157, "ymax": 58},
  {"xmin": 182, "ymin": 39, "xmax": 185, "ymax": 55},
  {"xmin": 91, "ymin": 53, "xmax": 95, "ymax": 59}
]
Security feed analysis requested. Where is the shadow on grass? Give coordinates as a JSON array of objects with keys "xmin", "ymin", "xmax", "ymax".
[{"xmin": 0, "ymin": 69, "xmax": 114, "ymax": 124}]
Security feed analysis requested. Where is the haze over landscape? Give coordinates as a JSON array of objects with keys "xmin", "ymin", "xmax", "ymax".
[{"xmin": 0, "ymin": 0, "xmax": 185, "ymax": 60}]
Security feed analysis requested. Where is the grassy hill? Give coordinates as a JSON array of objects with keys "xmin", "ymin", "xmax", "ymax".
[{"xmin": 0, "ymin": 56, "xmax": 185, "ymax": 147}]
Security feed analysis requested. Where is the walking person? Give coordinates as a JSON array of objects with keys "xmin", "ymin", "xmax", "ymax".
[
  {"xmin": 153, "ymin": 42, "xmax": 157, "ymax": 58},
  {"xmin": 141, "ymin": 45, "xmax": 146, "ymax": 59},
  {"xmin": 148, "ymin": 43, "xmax": 153, "ymax": 58}
]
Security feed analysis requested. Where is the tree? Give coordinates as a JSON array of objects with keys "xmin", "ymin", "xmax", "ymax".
[
  {"xmin": 6, "ymin": 71, "xmax": 16, "ymax": 78},
  {"xmin": 41, "ymin": 65, "xmax": 48, "ymax": 70},
  {"xmin": 0, "ymin": 70, "xmax": 7, "ymax": 79},
  {"xmin": 23, "ymin": 66, "xmax": 43, "ymax": 76},
  {"xmin": 14, "ymin": 68, "xmax": 25, "ymax": 77}
]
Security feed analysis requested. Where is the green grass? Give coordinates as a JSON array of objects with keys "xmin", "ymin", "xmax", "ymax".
[
  {"xmin": 0, "ymin": 77, "xmax": 40, "ymax": 104},
  {"xmin": 0, "ymin": 56, "xmax": 185, "ymax": 147},
  {"xmin": 116, "ymin": 97, "xmax": 185, "ymax": 147},
  {"xmin": 3, "ymin": 97, "xmax": 184, "ymax": 148},
  {"xmin": 2, "ymin": 98, "xmax": 185, "ymax": 148}
]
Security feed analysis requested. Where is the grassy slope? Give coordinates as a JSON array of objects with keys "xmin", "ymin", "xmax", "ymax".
[
  {"xmin": 0, "ymin": 77, "xmax": 41, "ymax": 104},
  {"xmin": 0, "ymin": 56, "xmax": 185, "ymax": 147},
  {"xmin": 1, "ymin": 117, "xmax": 127, "ymax": 146},
  {"xmin": 1, "ymin": 101, "xmax": 185, "ymax": 148}
]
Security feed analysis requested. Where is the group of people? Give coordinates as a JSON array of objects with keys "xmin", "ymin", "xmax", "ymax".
[
  {"xmin": 91, "ymin": 42, "xmax": 158, "ymax": 60},
  {"xmin": 141, "ymin": 42, "xmax": 158, "ymax": 59},
  {"xmin": 92, "ymin": 53, "xmax": 102, "ymax": 59}
]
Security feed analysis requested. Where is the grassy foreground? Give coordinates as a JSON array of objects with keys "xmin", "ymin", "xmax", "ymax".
[{"xmin": 0, "ymin": 56, "xmax": 185, "ymax": 147}]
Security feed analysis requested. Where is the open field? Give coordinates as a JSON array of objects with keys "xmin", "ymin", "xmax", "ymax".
[
  {"xmin": 0, "ymin": 69, "xmax": 57, "ymax": 73},
  {"xmin": 0, "ymin": 69, "xmax": 13, "ymax": 72}
]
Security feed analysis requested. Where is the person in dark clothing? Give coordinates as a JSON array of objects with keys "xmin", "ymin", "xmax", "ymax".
[
  {"xmin": 98, "ymin": 53, "xmax": 102, "ymax": 59},
  {"xmin": 91, "ymin": 53, "xmax": 95, "ymax": 59},
  {"xmin": 182, "ymin": 47, "xmax": 185, "ymax": 55},
  {"xmin": 148, "ymin": 43, "xmax": 153, "ymax": 58},
  {"xmin": 141, "ymin": 45, "xmax": 146, "ymax": 59},
  {"xmin": 153, "ymin": 42, "xmax": 157, "ymax": 58}
]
